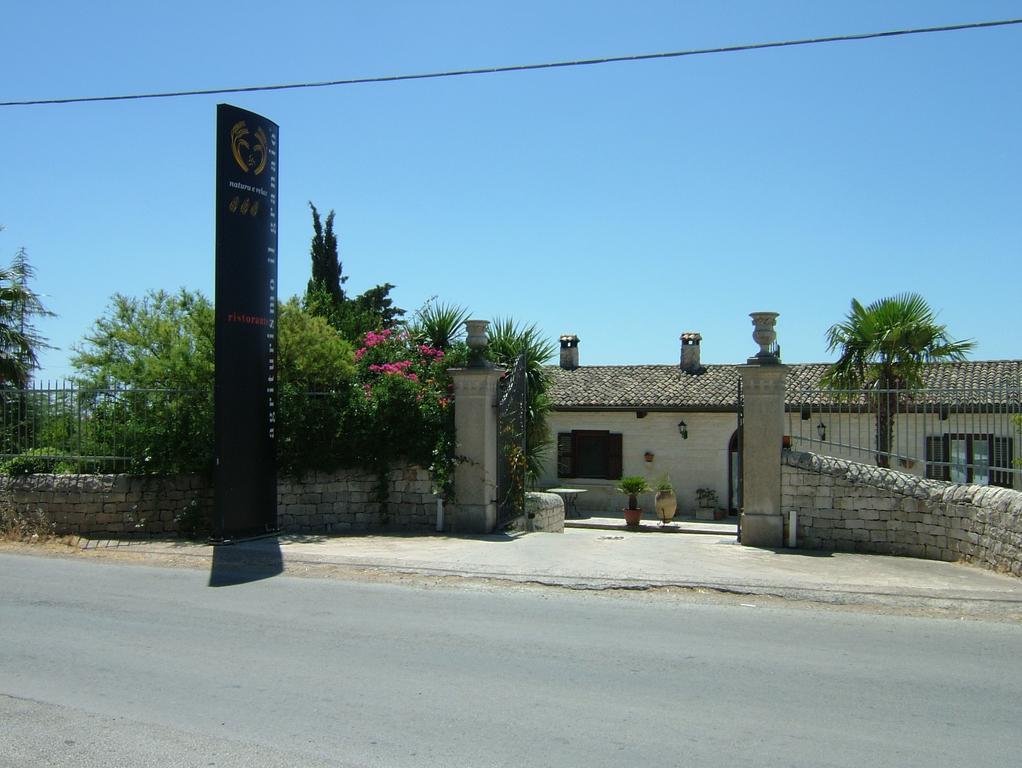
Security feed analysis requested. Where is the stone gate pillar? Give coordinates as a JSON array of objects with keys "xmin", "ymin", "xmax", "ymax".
[
  {"xmin": 738, "ymin": 312, "xmax": 788, "ymax": 548},
  {"xmin": 447, "ymin": 320, "xmax": 504, "ymax": 533}
]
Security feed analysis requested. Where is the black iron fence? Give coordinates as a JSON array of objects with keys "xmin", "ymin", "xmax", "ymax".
[
  {"xmin": 0, "ymin": 382, "xmax": 443, "ymax": 478},
  {"xmin": 785, "ymin": 384, "xmax": 1021, "ymax": 489},
  {"xmin": 0, "ymin": 383, "xmax": 212, "ymax": 474}
]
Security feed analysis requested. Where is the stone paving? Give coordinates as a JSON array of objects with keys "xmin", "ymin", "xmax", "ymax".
[{"xmin": 57, "ymin": 522, "xmax": 1022, "ymax": 617}]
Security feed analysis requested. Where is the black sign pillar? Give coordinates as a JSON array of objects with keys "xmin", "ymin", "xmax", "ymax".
[{"xmin": 213, "ymin": 104, "xmax": 279, "ymax": 540}]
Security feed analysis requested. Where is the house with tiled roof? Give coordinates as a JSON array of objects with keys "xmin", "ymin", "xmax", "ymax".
[{"xmin": 541, "ymin": 333, "xmax": 1021, "ymax": 516}]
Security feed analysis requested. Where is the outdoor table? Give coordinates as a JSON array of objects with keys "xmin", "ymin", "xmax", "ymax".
[{"xmin": 545, "ymin": 487, "xmax": 587, "ymax": 518}]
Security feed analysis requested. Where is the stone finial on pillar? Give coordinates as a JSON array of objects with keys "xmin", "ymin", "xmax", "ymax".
[
  {"xmin": 749, "ymin": 312, "xmax": 780, "ymax": 363},
  {"xmin": 739, "ymin": 311, "xmax": 787, "ymax": 548},
  {"xmin": 464, "ymin": 319, "xmax": 492, "ymax": 369}
]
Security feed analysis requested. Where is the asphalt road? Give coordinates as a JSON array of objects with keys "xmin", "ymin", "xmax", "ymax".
[{"xmin": 1, "ymin": 552, "xmax": 1020, "ymax": 767}]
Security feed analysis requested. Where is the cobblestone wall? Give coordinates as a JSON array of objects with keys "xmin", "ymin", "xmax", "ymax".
[
  {"xmin": 0, "ymin": 466, "xmax": 438, "ymax": 537},
  {"xmin": 782, "ymin": 451, "xmax": 1022, "ymax": 576}
]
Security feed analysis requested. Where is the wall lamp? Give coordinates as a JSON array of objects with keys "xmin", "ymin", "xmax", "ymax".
[
  {"xmin": 678, "ymin": 421, "xmax": 688, "ymax": 440},
  {"xmin": 817, "ymin": 420, "xmax": 826, "ymax": 441}
]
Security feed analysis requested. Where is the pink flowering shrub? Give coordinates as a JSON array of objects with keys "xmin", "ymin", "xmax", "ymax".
[
  {"xmin": 343, "ymin": 329, "xmax": 467, "ymax": 494},
  {"xmin": 354, "ymin": 329, "xmax": 444, "ymax": 390}
]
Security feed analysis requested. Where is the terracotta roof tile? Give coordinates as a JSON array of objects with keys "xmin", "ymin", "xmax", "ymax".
[{"xmin": 546, "ymin": 361, "xmax": 1022, "ymax": 410}]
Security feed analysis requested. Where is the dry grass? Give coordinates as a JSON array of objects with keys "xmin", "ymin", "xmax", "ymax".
[{"xmin": 0, "ymin": 506, "xmax": 57, "ymax": 543}]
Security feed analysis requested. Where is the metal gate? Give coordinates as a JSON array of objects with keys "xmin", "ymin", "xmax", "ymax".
[{"xmin": 495, "ymin": 353, "xmax": 527, "ymax": 529}]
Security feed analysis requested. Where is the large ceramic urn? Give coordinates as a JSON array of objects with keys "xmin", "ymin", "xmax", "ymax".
[{"xmin": 654, "ymin": 491, "xmax": 677, "ymax": 524}]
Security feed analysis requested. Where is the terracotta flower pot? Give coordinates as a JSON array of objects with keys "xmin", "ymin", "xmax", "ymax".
[{"xmin": 623, "ymin": 508, "xmax": 642, "ymax": 527}]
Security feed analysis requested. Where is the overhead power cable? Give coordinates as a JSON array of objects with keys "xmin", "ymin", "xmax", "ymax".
[{"xmin": 2, "ymin": 17, "xmax": 1020, "ymax": 108}]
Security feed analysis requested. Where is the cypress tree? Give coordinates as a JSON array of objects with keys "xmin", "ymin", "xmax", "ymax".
[
  {"xmin": 303, "ymin": 202, "xmax": 405, "ymax": 340},
  {"xmin": 307, "ymin": 202, "xmax": 346, "ymax": 308}
]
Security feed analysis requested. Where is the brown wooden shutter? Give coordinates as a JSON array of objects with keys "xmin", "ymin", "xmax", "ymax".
[
  {"xmin": 557, "ymin": 432, "xmax": 573, "ymax": 478},
  {"xmin": 992, "ymin": 436, "xmax": 1014, "ymax": 488},
  {"xmin": 925, "ymin": 435, "xmax": 949, "ymax": 481},
  {"xmin": 607, "ymin": 433, "xmax": 623, "ymax": 480}
]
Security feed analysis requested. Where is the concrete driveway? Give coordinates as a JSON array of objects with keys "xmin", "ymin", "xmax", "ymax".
[{"xmin": 44, "ymin": 525, "xmax": 1022, "ymax": 617}]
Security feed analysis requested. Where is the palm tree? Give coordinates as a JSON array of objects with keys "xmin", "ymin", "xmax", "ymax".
[
  {"xmin": 408, "ymin": 300, "xmax": 469, "ymax": 351},
  {"xmin": 821, "ymin": 293, "xmax": 973, "ymax": 467},
  {"xmin": 486, "ymin": 318, "xmax": 556, "ymax": 482}
]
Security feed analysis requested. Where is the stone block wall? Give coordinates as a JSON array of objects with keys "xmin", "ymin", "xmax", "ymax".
[
  {"xmin": 782, "ymin": 450, "xmax": 1022, "ymax": 576},
  {"xmin": 508, "ymin": 492, "xmax": 565, "ymax": 534},
  {"xmin": 0, "ymin": 465, "xmax": 438, "ymax": 537},
  {"xmin": 1, "ymin": 467, "xmax": 570, "ymax": 538},
  {"xmin": 528, "ymin": 492, "xmax": 565, "ymax": 533},
  {"xmin": 0, "ymin": 474, "xmax": 212, "ymax": 537},
  {"xmin": 277, "ymin": 466, "xmax": 437, "ymax": 533}
]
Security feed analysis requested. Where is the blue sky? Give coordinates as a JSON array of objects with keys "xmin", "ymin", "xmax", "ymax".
[{"xmin": 2, "ymin": 1, "xmax": 1020, "ymax": 379}]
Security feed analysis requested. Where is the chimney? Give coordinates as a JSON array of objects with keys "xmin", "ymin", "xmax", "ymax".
[
  {"xmin": 559, "ymin": 334, "xmax": 580, "ymax": 370},
  {"xmin": 680, "ymin": 332, "xmax": 702, "ymax": 373}
]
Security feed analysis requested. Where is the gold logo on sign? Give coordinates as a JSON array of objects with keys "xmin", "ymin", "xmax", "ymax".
[
  {"xmin": 227, "ymin": 196, "xmax": 262, "ymax": 217},
  {"xmin": 230, "ymin": 120, "xmax": 268, "ymax": 175}
]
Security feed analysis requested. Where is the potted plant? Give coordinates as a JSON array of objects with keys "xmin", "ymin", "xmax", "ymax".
[
  {"xmin": 696, "ymin": 487, "xmax": 718, "ymax": 509},
  {"xmin": 616, "ymin": 476, "xmax": 650, "ymax": 527},
  {"xmin": 695, "ymin": 487, "xmax": 719, "ymax": 521},
  {"xmin": 653, "ymin": 475, "xmax": 677, "ymax": 525}
]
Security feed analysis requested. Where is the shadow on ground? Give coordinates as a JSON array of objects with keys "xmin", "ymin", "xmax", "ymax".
[
  {"xmin": 283, "ymin": 531, "xmax": 524, "ymax": 544},
  {"xmin": 208, "ymin": 536, "xmax": 284, "ymax": 587},
  {"xmin": 760, "ymin": 547, "xmax": 835, "ymax": 558}
]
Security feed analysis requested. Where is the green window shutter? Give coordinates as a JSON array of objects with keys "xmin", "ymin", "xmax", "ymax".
[
  {"xmin": 607, "ymin": 433, "xmax": 623, "ymax": 480},
  {"xmin": 925, "ymin": 435, "xmax": 948, "ymax": 481},
  {"xmin": 992, "ymin": 436, "xmax": 1014, "ymax": 488},
  {"xmin": 557, "ymin": 432, "xmax": 573, "ymax": 478}
]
